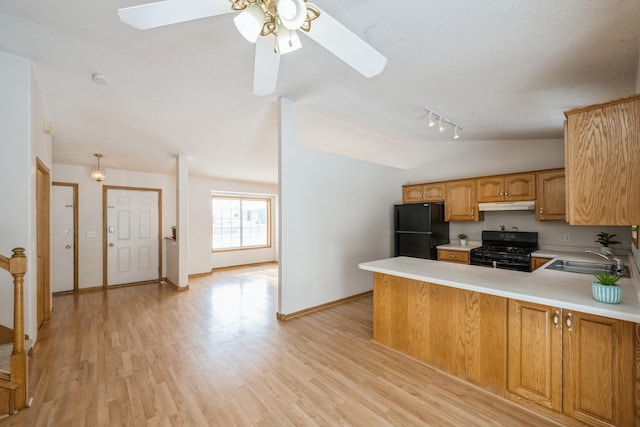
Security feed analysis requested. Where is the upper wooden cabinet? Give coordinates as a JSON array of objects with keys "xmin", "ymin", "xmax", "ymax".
[
  {"xmin": 445, "ymin": 179, "xmax": 482, "ymax": 222},
  {"xmin": 536, "ymin": 169, "xmax": 565, "ymax": 221},
  {"xmin": 564, "ymin": 94, "xmax": 640, "ymax": 225},
  {"xmin": 402, "ymin": 182, "xmax": 445, "ymax": 204},
  {"xmin": 477, "ymin": 173, "xmax": 536, "ymax": 203},
  {"xmin": 404, "ymin": 169, "xmax": 564, "ymax": 222}
]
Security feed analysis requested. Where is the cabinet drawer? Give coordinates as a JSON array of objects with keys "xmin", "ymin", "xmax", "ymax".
[{"xmin": 438, "ymin": 250, "xmax": 470, "ymax": 264}]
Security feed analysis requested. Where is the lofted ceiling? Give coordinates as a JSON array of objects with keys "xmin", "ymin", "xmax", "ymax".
[{"xmin": 0, "ymin": 0, "xmax": 638, "ymax": 184}]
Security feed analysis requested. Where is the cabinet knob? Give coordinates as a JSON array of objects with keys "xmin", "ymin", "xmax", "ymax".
[
  {"xmin": 450, "ymin": 254, "xmax": 455, "ymax": 258},
  {"xmin": 553, "ymin": 310, "xmax": 560, "ymax": 328},
  {"xmin": 470, "ymin": 209, "xmax": 474, "ymax": 216},
  {"xmin": 539, "ymin": 208, "xmax": 544, "ymax": 215},
  {"xmin": 565, "ymin": 312, "xmax": 573, "ymax": 330}
]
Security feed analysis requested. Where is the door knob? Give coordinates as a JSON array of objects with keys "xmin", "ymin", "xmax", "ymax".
[
  {"xmin": 109, "ymin": 243, "xmax": 114, "ymax": 247},
  {"xmin": 65, "ymin": 245, "xmax": 71, "ymax": 249}
]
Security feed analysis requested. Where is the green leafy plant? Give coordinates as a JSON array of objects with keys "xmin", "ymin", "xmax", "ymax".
[
  {"xmin": 458, "ymin": 233, "xmax": 468, "ymax": 240},
  {"xmin": 595, "ymin": 232, "xmax": 621, "ymax": 247},
  {"xmin": 632, "ymin": 225, "xmax": 638, "ymax": 232},
  {"xmin": 594, "ymin": 272, "xmax": 621, "ymax": 286}
]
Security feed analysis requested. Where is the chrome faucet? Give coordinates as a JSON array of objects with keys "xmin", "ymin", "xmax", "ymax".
[{"xmin": 584, "ymin": 250, "xmax": 625, "ymax": 273}]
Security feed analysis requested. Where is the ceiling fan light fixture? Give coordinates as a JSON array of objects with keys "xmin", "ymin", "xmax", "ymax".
[
  {"xmin": 277, "ymin": 28, "xmax": 302, "ymax": 54},
  {"xmin": 278, "ymin": 0, "xmax": 307, "ymax": 30},
  {"xmin": 234, "ymin": 4, "xmax": 265, "ymax": 43}
]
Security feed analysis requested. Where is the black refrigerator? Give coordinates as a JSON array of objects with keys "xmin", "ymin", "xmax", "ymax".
[{"xmin": 394, "ymin": 202, "xmax": 450, "ymax": 259}]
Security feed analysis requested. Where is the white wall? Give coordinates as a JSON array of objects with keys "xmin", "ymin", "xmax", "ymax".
[
  {"xmin": 406, "ymin": 139, "xmax": 564, "ymax": 183},
  {"xmin": 188, "ymin": 176, "xmax": 278, "ymax": 274},
  {"xmin": 52, "ymin": 164, "xmax": 176, "ymax": 288},
  {"xmin": 0, "ymin": 51, "xmax": 52, "ymax": 340},
  {"xmin": 279, "ymin": 98, "xmax": 406, "ymax": 315},
  {"xmin": 449, "ymin": 211, "xmax": 631, "ymax": 253},
  {"xmin": 0, "ymin": 52, "xmax": 31, "ymax": 331}
]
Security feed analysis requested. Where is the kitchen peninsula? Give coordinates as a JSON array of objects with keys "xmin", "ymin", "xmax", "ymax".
[{"xmin": 359, "ymin": 255, "xmax": 640, "ymax": 426}]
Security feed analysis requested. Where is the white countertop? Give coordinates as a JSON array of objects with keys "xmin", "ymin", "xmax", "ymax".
[
  {"xmin": 437, "ymin": 242, "xmax": 482, "ymax": 252},
  {"xmin": 359, "ymin": 252, "xmax": 640, "ymax": 323}
]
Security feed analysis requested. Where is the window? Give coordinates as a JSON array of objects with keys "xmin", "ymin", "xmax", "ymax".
[{"xmin": 212, "ymin": 196, "xmax": 271, "ymax": 251}]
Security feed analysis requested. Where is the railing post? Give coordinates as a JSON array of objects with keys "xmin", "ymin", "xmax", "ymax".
[{"xmin": 9, "ymin": 248, "xmax": 26, "ymax": 355}]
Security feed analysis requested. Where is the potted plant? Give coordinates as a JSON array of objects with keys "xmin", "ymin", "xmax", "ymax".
[
  {"xmin": 595, "ymin": 232, "xmax": 620, "ymax": 248},
  {"xmin": 592, "ymin": 272, "xmax": 622, "ymax": 304},
  {"xmin": 458, "ymin": 233, "xmax": 468, "ymax": 246}
]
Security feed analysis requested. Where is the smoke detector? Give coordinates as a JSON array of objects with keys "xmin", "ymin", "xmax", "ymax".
[{"xmin": 92, "ymin": 73, "xmax": 109, "ymax": 85}]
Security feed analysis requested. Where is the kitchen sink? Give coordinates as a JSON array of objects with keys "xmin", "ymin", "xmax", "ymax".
[{"xmin": 545, "ymin": 259, "xmax": 631, "ymax": 278}]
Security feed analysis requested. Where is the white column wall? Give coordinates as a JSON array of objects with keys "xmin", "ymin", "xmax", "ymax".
[
  {"xmin": 278, "ymin": 98, "xmax": 406, "ymax": 315},
  {"xmin": 0, "ymin": 52, "xmax": 32, "ymax": 331},
  {"xmin": 177, "ymin": 154, "xmax": 189, "ymax": 287},
  {"xmin": 0, "ymin": 51, "xmax": 52, "ymax": 340}
]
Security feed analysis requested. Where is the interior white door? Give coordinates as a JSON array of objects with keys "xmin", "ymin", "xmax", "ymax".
[
  {"xmin": 51, "ymin": 185, "xmax": 75, "ymax": 293},
  {"xmin": 107, "ymin": 189, "xmax": 159, "ymax": 286}
]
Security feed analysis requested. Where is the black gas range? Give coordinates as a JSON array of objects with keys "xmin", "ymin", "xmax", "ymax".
[{"xmin": 470, "ymin": 231, "xmax": 539, "ymax": 272}]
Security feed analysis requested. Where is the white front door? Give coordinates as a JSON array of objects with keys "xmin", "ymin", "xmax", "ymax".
[
  {"xmin": 51, "ymin": 184, "xmax": 76, "ymax": 293},
  {"xmin": 106, "ymin": 189, "xmax": 160, "ymax": 286}
]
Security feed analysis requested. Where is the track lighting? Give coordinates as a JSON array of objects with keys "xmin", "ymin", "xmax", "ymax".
[{"xmin": 425, "ymin": 108, "xmax": 462, "ymax": 140}]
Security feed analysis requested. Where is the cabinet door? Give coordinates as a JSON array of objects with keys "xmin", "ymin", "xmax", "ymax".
[
  {"xmin": 422, "ymin": 183, "xmax": 445, "ymax": 201},
  {"xmin": 565, "ymin": 94, "xmax": 640, "ymax": 224},
  {"xmin": 536, "ymin": 170, "xmax": 566, "ymax": 221},
  {"xmin": 562, "ymin": 311, "xmax": 635, "ymax": 426},
  {"xmin": 402, "ymin": 184, "xmax": 425, "ymax": 204},
  {"xmin": 504, "ymin": 173, "xmax": 536, "ymax": 201},
  {"xmin": 507, "ymin": 300, "xmax": 562, "ymax": 411},
  {"xmin": 477, "ymin": 177, "xmax": 504, "ymax": 202},
  {"xmin": 445, "ymin": 180, "xmax": 481, "ymax": 221}
]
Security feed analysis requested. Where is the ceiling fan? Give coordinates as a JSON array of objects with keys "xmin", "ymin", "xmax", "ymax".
[{"xmin": 118, "ymin": 0, "xmax": 387, "ymax": 96}]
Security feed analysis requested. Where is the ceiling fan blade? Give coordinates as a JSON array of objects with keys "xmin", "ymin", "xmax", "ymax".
[
  {"xmin": 118, "ymin": 0, "xmax": 232, "ymax": 30},
  {"xmin": 303, "ymin": 5, "xmax": 387, "ymax": 78},
  {"xmin": 253, "ymin": 35, "xmax": 280, "ymax": 96}
]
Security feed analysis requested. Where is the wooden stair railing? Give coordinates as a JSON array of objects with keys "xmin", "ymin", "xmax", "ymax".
[{"xmin": 0, "ymin": 248, "xmax": 27, "ymax": 416}]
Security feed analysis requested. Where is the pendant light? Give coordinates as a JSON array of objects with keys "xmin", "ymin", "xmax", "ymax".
[{"xmin": 91, "ymin": 154, "xmax": 106, "ymax": 182}]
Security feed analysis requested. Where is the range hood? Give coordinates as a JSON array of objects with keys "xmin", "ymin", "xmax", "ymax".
[{"xmin": 478, "ymin": 201, "xmax": 536, "ymax": 211}]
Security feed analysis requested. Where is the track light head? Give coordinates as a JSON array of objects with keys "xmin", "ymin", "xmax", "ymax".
[
  {"xmin": 438, "ymin": 117, "xmax": 445, "ymax": 132},
  {"xmin": 428, "ymin": 111, "xmax": 435, "ymax": 127},
  {"xmin": 454, "ymin": 127, "xmax": 460, "ymax": 139}
]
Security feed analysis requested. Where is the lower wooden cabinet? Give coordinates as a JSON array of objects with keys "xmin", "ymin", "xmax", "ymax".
[
  {"xmin": 530, "ymin": 256, "xmax": 552, "ymax": 271},
  {"xmin": 437, "ymin": 249, "xmax": 470, "ymax": 264},
  {"xmin": 373, "ymin": 273, "xmax": 507, "ymax": 394},
  {"xmin": 508, "ymin": 300, "xmax": 635, "ymax": 426}
]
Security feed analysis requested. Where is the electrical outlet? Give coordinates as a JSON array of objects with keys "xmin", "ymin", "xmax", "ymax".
[
  {"xmin": 564, "ymin": 234, "xmax": 571, "ymax": 242},
  {"xmin": 86, "ymin": 231, "xmax": 96, "ymax": 238}
]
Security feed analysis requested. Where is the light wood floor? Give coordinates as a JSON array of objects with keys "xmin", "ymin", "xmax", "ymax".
[{"xmin": 1, "ymin": 264, "xmax": 579, "ymax": 426}]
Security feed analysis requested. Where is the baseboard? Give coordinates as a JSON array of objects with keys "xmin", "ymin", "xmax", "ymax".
[
  {"xmin": 188, "ymin": 271, "xmax": 212, "ymax": 279},
  {"xmin": 276, "ymin": 290, "xmax": 372, "ymax": 321},
  {"xmin": 165, "ymin": 278, "xmax": 189, "ymax": 292},
  {"xmin": 210, "ymin": 261, "xmax": 278, "ymax": 273}
]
